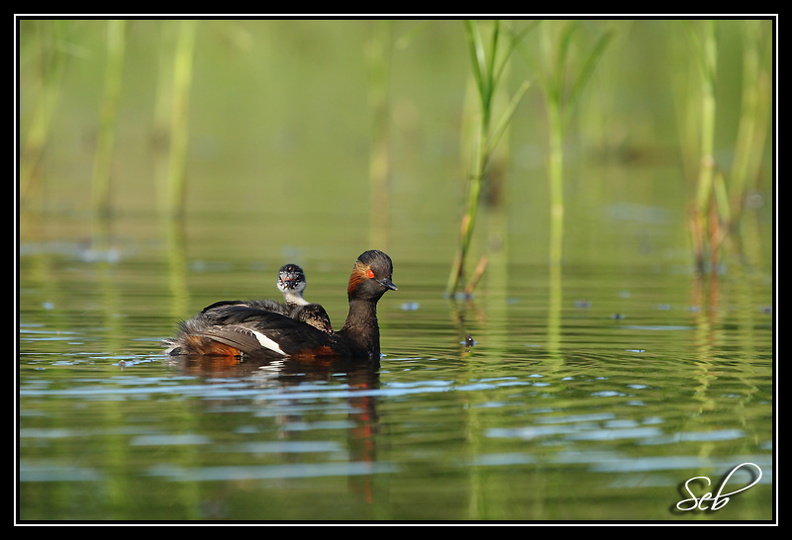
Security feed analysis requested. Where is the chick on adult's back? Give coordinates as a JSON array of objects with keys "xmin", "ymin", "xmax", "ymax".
[{"xmin": 164, "ymin": 250, "xmax": 396, "ymax": 362}]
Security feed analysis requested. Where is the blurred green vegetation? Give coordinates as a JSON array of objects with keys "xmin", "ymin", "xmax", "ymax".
[{"xmin": 18, "ymin": 19, "xmax": 773, "ymax": 270}]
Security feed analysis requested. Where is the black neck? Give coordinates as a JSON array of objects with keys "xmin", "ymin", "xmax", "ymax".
[{"xmin": 338, "ymin": 299, "xmax": 380, "ymax": 360}]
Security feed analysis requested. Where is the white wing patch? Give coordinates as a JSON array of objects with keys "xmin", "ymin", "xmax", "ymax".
[{"xmin": 249, "ymin": 329, "xmax": 287, "ymax": 356}]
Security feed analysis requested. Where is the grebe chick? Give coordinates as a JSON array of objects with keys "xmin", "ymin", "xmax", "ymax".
[
  {"xmin": 198, "ymin": 263, "xmax": 333, "ymax": 334},
  {"xmin": 277, "ymin": 263, "xmax": 309, "ymax": 307}
]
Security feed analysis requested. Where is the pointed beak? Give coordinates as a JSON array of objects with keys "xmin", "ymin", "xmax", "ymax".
[{"xmin": 377, "ymin": 278, "xmax": 398, "ymax": 291}]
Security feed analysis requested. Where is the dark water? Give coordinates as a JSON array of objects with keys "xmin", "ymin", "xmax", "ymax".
[{"xmin": 18, "ymin": 212, "xmax": 773, "ymax": 522}]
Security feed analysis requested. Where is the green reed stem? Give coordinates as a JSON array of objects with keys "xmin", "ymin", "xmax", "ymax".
[
  {"xmin": 547, "ymin": 100, "xmax": 565, "ymax": 269},
  {"xmin": 91, "ymin": 20, "xmax": 126, "ymax": 217},
  {"xmin": 366, "ymin": 20, "xmax": 393, "ymax": 248},
  {"xmin": 730, "ymin": 20, "xmax": 772, "ymax": 224},
  {"xmin": 538, "ymin": 21, "xmax": 612, "ymax": 268},
  {"xmin": 446, "ymin": 21, "xmax": 495, "ymax": 296},
  {"xmin": 679, "ymin": 20, "xmax": 722, "ymax": 273},
  {"xmin": 163, "ymin": 20, "xmax": 197, "ymax": 217},
  {"xmin": 682, "ymin": 20, "xmax": 771, "ymax": 270},
  {"xmin": 446, "ymin": 20, "xmax": 531, "ymax": 296},
  {"xmin": 534, "ymin": 21, "xmax": 611, "ymax": 353},
  {"xmin": 20, "ymin": 21, "xmax": 70, "ymax": 205},
  {"xmin": 694, "ymin": 20, "xmax": 718, "ymax": 218}
]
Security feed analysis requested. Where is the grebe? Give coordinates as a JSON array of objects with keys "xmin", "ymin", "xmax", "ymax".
[{"xmin": 164, "ymin": 250, "xmax": 396, "ymax": 362}]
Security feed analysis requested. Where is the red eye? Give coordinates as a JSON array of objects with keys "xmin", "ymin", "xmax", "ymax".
[{"xmin": 366, "ymin": 269, "xmax": 375, "ymax": 279}]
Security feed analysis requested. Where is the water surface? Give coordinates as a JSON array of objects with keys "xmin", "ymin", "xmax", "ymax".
[{"xmin": 18, "ymin": 213, "xmax": 773, "ymax": 522}]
